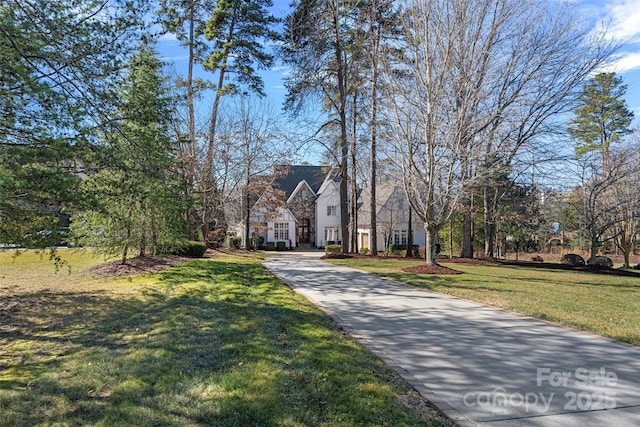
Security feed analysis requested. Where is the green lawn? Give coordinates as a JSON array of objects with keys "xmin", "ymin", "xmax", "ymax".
[
  {"xmin": 326, "ymin": 258, "xmax": 640, "ymax": 347},
  {"xmin": 0, "ymin": 249, "xmax": 449, "ymax": 426}
]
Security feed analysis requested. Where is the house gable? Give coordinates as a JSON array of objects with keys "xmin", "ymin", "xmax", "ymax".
[
  {"xmin": 356, "ymin": 184, "xmax": 425, "ymax": 251},
  {"xmin": 239, "ymin": 164, "xmax": 340, "ymax": 248},
  {"xmin": 287, "ymin": 179, "xmax": 315, "ymax": 204},
  {"xmin": 287, "ymin": 179, "xmax": 316, "ymax": 245}
]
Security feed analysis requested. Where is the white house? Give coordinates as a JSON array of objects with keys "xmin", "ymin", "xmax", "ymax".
[
  {"xmin": 238, "ymin": 166, "xmax": 422, "ymax": 251},
  {"xmin": 356, "ymin": 184, "xmax": 426, "ymax": 252},
  {"xmin": 314, "ymin": 174, "xmax": 342, "ymax": 247},
  {"xmin": 239, "ymin": 165, "xmax": 341, "ymax": 248}
]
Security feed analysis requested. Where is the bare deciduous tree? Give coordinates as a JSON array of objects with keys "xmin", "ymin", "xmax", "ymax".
[
  {"xmin": 381, "ymin": 0, "xmax": 612, "ymax": 264},
  {"xmin": 572, "ymin": 144, "xmax": 640, "ymax": 265}
]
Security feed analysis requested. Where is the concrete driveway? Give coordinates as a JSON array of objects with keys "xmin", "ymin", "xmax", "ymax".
[{"xmin": 264, "ymin": 251, "xmax": 640, "ymax": 427}]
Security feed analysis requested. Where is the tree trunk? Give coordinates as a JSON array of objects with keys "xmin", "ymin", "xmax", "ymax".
[
  {"xmin": 405, "ymin": 205, "xmax": 413, "ymax": 258},
  {"xmin": 350, "ymin": 93, "xmax": 358, "ymax": 254},
  {"xmin": 424, "ymin": 225, "xmax": 437, "ymax": 265},
  {"xmin": 245, "ymin": 171, "xmax": 251, "ymax": 249},
  {"xmin": 449, "ymin": 217, "xmax": 453, "ymax": 259},
  {"xmin": 369, "ymin": 84, "xmax": 378, "ymax": 257},
  {"xmin": 201, "ymin": 17, "xmax": 237, "ymax": 243},
  {"xmin": 330, "ymin": 9, "xmax": 349, "ymax": 255},
  {"xmin": 460, "ymin": 206, "xmax": 473, "ymax": 258},
  {"xmin": 589, "ymin": 223, "xmax": 598, "ymax": 264},
  {"xmin": 122, "ymin": 207, "xmax": 133, "ymax": 265},
  {"xmin": 368, "ymin": 5, "xmax": 379, "ymax": 257},
  {"xmin": 623, "ymin": 248, "xmax": 630, "ymax": 268},
  {"xmin": 186, "ymin": 2, "xmax": 197, "ymax": 241}
]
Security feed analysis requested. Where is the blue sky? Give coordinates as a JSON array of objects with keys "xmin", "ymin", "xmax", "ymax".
[
  {"xmin": 157, "ymin": 0, "xmax": 640, "ymax": 128},
  {"xmin": 582, "ymin": 0, "xmax": 640, "ymax": 116}
]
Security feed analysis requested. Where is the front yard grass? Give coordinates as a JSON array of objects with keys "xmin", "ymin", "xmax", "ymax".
[
  {"xmin": 0, "ymin": 249, "xmax": 449, "ymax": 426},
  {"xmin": 325, "ymin": 258, "xmax": 640, "ymax": 347}
]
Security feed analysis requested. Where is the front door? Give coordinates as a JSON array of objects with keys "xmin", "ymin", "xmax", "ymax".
[{"xmin": 298, "ymin": 218, "xmax": 310, "ymax": 244}]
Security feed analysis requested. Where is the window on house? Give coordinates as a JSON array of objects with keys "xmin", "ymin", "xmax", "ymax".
[
  {"xmin": 327, "ymin": 205, "xmax": 337, "ymax": 216},
  {"xmin": 274, "ymin": 222, "xmax": 289, "ymax": 240},
  {"xmin": 325, "ymin": 227, "xmax": 339, "ymax": 242},
  {"xmin": 393, "ymin": 229, "xmax": 407, "ymax": 246}
]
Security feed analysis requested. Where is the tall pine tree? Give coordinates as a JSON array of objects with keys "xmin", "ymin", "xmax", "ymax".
[
  {"xmin": 76, "ymin": 45, "xmax": 186, "ymax": 263},
  {"xmin": 568, "ymin": 72, "xmax": 634, "ymax": 173}
]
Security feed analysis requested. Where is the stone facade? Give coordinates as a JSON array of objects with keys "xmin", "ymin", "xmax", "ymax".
[{"xmin": 287, "ymin": 185, "xmax": 316, "ymax": 245}]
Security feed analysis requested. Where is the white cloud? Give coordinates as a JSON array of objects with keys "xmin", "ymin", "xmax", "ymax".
[
  {"xmin": 606, "ymin": 0, "xmax": 640, "ymax": 43},
  {"xmin": 160, "ymin": 55, "xmax": 190, "ymax": 62},
  {"xmin": 158, "ymin": 32, "xmax": 178, "ymax": 42},
  {"xmin": 601, "ymin": 51, "xmax": 640, "ymax": 73}
]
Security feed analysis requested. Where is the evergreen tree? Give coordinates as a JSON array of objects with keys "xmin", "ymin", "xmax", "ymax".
[
  {"xmin": 282, "ymin": 0, "xmax": 363, "ymax": 253},
  {"xmin": 568, "ymin": 72, "xmax": 634, "ymax": 173},
  {"xmin": 76, "ymin": 45, "xmax": 186, "ymax": 263},
  {"xmin": 0, "ymin": 0, "xmax": 144, "ymax": 247}
]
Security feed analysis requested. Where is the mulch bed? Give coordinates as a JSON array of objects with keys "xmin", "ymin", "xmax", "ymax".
[
  {"xmin": 494, "ymin": 259, "xmax": 640, "ymax": 277},
  {"xmin": 401, "ymin": 256, "xmax": 640, "ymax": 277},
  {"xmin": 86, "ymin": 254, "xmax": 202, "ymax": 278},
  {"xmin": 401, "ymin": 264, "xmax": 463, "ymax": 275}
]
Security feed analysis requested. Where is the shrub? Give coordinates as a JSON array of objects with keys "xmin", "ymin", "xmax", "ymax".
[
  {"xmin": 412, "ymin": 245, "xmax": 420, "ymax": 257},
  {"xmin": 560, "ymin": 253, "xmax": 585, "ymax": 266},
  {"xmin": 169, "ymin": 241, "xmax": 207, "ymax": 258},
  {"xmin": 359, "ymin": 247, "xmax": 370, "ymax": 255},
  {"xmin": 229, "ymin": 237, "xmax": 241, "ymax": 249},
  {"xmin": 587, "ymin": 256, "xmax": 613, "ymax": 268},
  {"xmin": 266, "ymin": 242, "xmax": 275, "ymax": 251},
  {"xmin": 385, "ymin": 244, "xmax": 395, "ymax": 256},
  {"xmin": 531, "ymin": 255, "xmax": 544, "ymax": 263},
  {"xmin": 325, "ymin": 244, "xmax": 342, "ymax": 255},
  {"xmin": 276, "ymin": 241, "xmax": 286, "ymax": 251}
]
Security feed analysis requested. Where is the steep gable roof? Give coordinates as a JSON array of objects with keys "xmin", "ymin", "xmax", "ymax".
[
  {"xmin": 357, "ymin": 184, "xmax": 404, "ymax": 228},
  {"xmin": 273, "ymin": 165, "xmax": 335, "ymax": 198}
]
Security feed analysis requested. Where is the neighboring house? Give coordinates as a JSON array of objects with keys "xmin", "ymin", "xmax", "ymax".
[
  {"xmin": 238, "ymin": 165, "xmax": 341, "ymax": 248},
  {"xmin": 356, "ymin": 184, "xmax": 425, "ymax": 252}
]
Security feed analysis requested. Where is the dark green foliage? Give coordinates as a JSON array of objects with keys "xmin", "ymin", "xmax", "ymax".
[
  {"xmin": 169, "ymin": 241, "xmax": 207, "ymax": 257},
  {"xmin": 229, "ymin": 237, "xmax": 241, "ymax": 249},
  {"xmin": 266, "ymin": 242, "xmax": 275, "ymax": 250},
  {"xmin": 560, "ymin": 253, "xmax": 586, "ymax": 266},
  {"xmin": 325, "ymin": 244, "xmax": 342, "ymax": 255},
  {"xmin": 276, "ymin": 241, "xmax": 286, "ymax": 250},
  {"xmin": 75, "ymin": 45, "xmax": 187, "ymax": 262},
  {"xmin": 587, "ymin": 256, "xmax": 613, "ymax": 268},
  {"xmin": 0, "ymin": 0, "xmax": 144, "ymax": 246}
]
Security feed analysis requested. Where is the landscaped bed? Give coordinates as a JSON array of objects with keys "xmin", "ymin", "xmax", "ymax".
[{"xmin": 0, "ymin": 249, "xmax": 451, "ymax": 426}]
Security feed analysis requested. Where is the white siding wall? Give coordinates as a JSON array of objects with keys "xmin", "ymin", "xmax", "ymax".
[
  {"xmin": 315, "ymin": 182, "xmax": 341, "ymax": 247},
  {"xmin": 266, "ymin": 208, "xmax": 297, "ymax": 248}
]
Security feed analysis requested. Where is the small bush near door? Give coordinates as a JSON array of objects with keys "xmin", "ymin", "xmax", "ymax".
[
  {"xmin": 276, "ymin": 241, "xmax": 286, "ymax": 251},
  {"xmin": 325, "ymin": 244, "xmax": 341, "ymax": 255}
]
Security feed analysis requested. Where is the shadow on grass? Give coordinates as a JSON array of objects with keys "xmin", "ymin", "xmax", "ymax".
[{"xmin": 0, "ymin": 258, "xmax": 444, "ymax": 426}]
